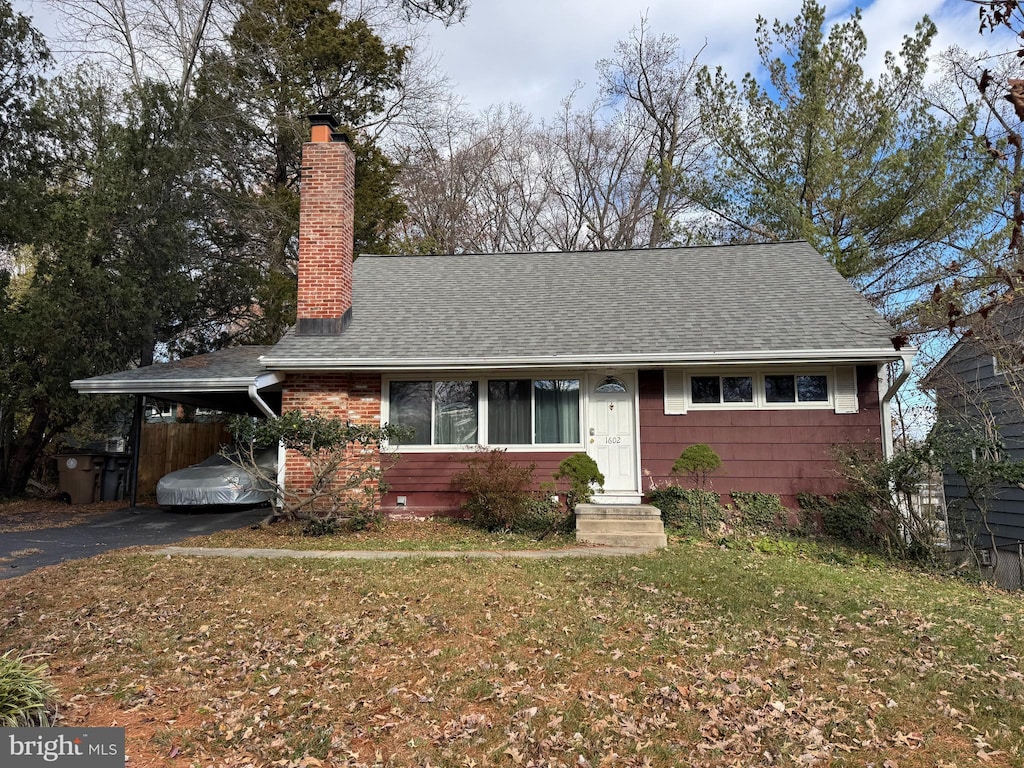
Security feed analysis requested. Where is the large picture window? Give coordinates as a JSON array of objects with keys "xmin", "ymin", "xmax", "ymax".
[
  {"xmin": 388, "ymin": 380, "xmax": 478, "ymax": 445},
  {"xmin": 387, "ymin": 377, "xmax": 581, "ymax": 447}
]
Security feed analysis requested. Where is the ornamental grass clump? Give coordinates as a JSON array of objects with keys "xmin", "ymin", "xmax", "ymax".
[{"xmin": 0, "ymin": 650, "xmax": 57, "ymax": 727}]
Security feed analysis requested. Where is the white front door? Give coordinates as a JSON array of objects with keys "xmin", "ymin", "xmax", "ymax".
[{"xmin": 586, "ymin": 373, "xmax": 639, "ymax": 499}]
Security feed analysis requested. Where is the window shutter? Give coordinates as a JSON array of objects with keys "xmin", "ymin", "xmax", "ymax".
[
  {"xmin": 664, "ymin": 369, "xmax": 687, "ymax": 414},
  {"xmin": 833, "ymin": 366, "xmax": 858, "ymax": 414}
]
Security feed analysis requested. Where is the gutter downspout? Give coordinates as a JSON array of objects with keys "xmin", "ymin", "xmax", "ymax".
[
  {"xmin": 248, "ymin": 380, "xmax": 285, "ymax": 514},
  {"xmin": 880, "ymin": 351, "xmax": 915, "ymax": 460},
  {"xmin": 247, "ymin": 382, "xmax": 277, "ymax": 419}
]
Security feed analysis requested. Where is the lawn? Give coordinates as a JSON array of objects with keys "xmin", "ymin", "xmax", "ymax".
[
  {"xmin": 1, "ymin": 532, "xmax": 1023, "ymax": 767},
  {"xmin": 175, "ymin": 518, "xmax": 578, "ymax": 552}
]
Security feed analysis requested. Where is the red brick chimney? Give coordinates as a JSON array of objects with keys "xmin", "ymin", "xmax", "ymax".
[{"xmin": 296, "ymin": 113, "xmax": 354, "ymax": 335}]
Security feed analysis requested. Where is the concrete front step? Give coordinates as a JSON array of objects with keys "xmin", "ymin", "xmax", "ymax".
[
  {"xmin": 577, "ymin": 518, "xmax": 666, "ymax": 534},
  {"xmin": 576, "ymin": 532, "xmax": 669, "ymax": 549},
  {"xmin": 575, "ymin": 504, "xmax": 667, "ymax": 550}
]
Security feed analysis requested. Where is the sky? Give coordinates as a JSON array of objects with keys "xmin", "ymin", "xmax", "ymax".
[
  {"xmin": 9, "ymin": 0, "xmax": 1015, "ymax": 121},
  {"xmin": 422, "ymin": 0, "xmax": 1008, "ymax": 118}
]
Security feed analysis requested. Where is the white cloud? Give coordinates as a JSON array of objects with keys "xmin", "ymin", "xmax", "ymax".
[
  {"xmin": 425, "ymin": 0, "xmax": 1020, "ymax": 119},
  {"xmin": 10, "ymin": 0, "xmax": 1020, "ymax": 121}
]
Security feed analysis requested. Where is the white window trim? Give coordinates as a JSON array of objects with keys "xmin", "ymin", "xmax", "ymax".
[
  {"xmin": 382, "ymin": 373, "xmax": 586, "ymax": 452},
  {"xmin": 665, "ymin": 366, "xmax": 857, "ymax": 414}
]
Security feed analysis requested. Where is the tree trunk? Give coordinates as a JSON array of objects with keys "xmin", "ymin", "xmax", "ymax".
[{"xmin": 0, "ymin": 399, "xmax": 51, "ymax": 497}]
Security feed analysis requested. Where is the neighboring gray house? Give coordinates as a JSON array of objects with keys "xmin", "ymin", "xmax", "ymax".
[{"xmin": 922, "ymin": 301, "xmax": 1024, "ymax": 585}]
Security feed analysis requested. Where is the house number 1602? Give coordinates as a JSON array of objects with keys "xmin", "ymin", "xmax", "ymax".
[{"xmin": 605, "ymin": 436, "xmax": 622, "ymax": 444}]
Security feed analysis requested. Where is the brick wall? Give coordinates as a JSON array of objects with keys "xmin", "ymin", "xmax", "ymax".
[
  {"xmin": 281, "ymin": 373, "xmax": 382, "ymax": 507},
  {"xmin": 297, "ymin": 133, "xmax": 354, "ymax": 322}
]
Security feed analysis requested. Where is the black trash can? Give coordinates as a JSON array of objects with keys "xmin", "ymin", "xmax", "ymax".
[{"xmin": 100, "ymin": 454, "xmax": 129, "ymax": 501}]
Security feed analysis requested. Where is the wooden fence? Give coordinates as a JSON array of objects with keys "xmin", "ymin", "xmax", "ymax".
[{"xmin": 138, "ymin": 422, "xmax": 232, "ymax": 495}]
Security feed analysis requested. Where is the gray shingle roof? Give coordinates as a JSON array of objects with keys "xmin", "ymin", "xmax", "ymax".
[
  {"xmin": 75, "ymin": 346, "xmax": 275, "ymax": 388},
  {"xmin": 264, "ymin": 241, "xmax": 898, "ymax": 369},
  {"xmin": 71, "ymin": 347, "xmax": 282, "ymax": 416}
]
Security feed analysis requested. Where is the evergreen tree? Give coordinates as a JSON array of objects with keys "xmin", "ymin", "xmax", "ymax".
[
  {"xmin": 694, "ymin": 0, "xmax": 999, "ymax": 318},
  {"xmin": 192, "ymin": 0, "xmax": 408, "ymax": 342}
]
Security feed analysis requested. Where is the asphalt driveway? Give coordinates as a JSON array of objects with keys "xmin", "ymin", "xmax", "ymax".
[{"xmin": 0, "ymin": 505, "xmax": 269, "ymax": 580}]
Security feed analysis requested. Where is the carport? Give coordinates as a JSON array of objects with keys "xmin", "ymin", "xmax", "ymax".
[{"xmin": 71, "ymin": 346, "xmax": 283, "ymax": 504}]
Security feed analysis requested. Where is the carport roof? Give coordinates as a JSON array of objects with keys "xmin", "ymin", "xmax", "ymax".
[{"xmin": 71, "ymin": 346, "xmax": 281, "ymax": 416}]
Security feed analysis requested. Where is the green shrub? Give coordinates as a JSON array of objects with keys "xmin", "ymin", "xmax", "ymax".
[
  {"xmin": 302, "ymin": 517, "xmax": 342, "ymax": 537},
  {"xmin": 554, "ymin": 453, "xmax": 605, "ymax": 512},
  {"xmin": 796, "ymin": 491, "xmax": 878, "ymax": 549},
  {"xmin": 731, "ymin": 491, "xmax": 786, "ymax": 532},
  {"xmin": 660, "ymin": 444, "xmax": 724, "ymax": 535},
  {"xmin": 523, "ymin": 496, "xmax": 574, "ymax": 538},
  {"xmin": 646, "ymin": 485, "xmax": 683, "ymax": 527},
  {"xmin": 672, "ymin": 443, "xmax": 722, "ymax": 480},
  {"xmin": 0, "ymin": 651, "xmax": 57, "ymax": 727},
  {"xmin": 794, "ymin": 492, "xmax": 827, "ymax": 536},
  {"xmin": 822, "ymin": 492, "xmax": 879, "ymax": 548},
  {"xmin": 648, "ymin": 486, "xmax": 723, "ymax": 534},
  {"xmin": 453, "ymin": 448, "xmax": 543, "ymax": 533}
]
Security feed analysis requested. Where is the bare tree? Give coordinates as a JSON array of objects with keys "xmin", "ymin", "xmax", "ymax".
[
  {"xmin": 538, "ymin": 90, "xmax": 657, "ymax": 251},
  {"xmin": 396, "ymin": 103, "xmax": 550, "ymax": 253},
  {"xmin": 597, "ymin": 18, "xmax": 710, "ymax": 247},
  {"xmin": 914, "ymin": 45, "xmax": 1024, "ymax": 332},
  {"xmin": 45, "ymin": 0, "xmax": 223, "ymax": 103}
]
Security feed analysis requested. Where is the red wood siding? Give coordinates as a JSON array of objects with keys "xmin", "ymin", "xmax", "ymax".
[
  {"xmin": 639, "ymin": 367, "xmax": 883, "ymax": 508},
  {"xmin": 382, "ymin": 450, "xmax": 573, "ymax": 517},
  {"xmin": 281, "ymin": 367, "xmax": 885, "ymax": 516}
]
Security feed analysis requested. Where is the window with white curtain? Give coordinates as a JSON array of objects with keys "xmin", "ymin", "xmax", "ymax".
[
  {"xmin": 386, "ymin": 377, "xmax": 581, "ymax": 447},
  {"xmin": 533, "ymin": 379, "xmax": 580, "ymax": 444}
]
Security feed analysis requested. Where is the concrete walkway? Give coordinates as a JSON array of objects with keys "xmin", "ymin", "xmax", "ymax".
[
  {"xmin": 2, "ymin": 505, "xmax": 660, "ymax": 580},
  {"xmin": 151, "ymin": 545, "xmax": 657, "ymax": 560}
]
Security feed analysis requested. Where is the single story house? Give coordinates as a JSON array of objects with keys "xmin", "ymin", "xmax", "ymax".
[{"xmin": 73, "ymin": 115, "xmax": 914, "ymax": 515}]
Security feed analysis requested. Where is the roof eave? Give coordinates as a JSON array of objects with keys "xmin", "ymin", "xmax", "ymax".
[
  {"xmin": 260, "ymin": 347, "xmax": 910, "ymax": 372},
  {"xmin": 71, "ymin": 371, "xmax": 284, "ymax": 395}
]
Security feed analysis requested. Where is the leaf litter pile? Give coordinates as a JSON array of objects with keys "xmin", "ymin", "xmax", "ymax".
[
  {"xmin": 2, "ymin": 542, "xmax": 1023, "ymax": 767},
  {"xmin": 177, "ymin": 519, "xmax": 576, "ymax": 552},
  {"xmin": 0, "ymin": 498, "xmax": 124, "ymax": 533}
]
